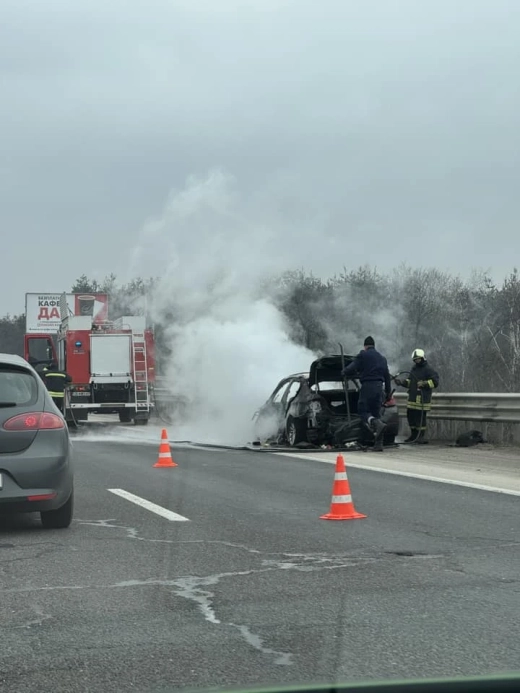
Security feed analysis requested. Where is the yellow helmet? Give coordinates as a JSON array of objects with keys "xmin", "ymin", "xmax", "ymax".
[{"xmin": 412, "ymin": 348, "xmax": 425, "ymax": 360}]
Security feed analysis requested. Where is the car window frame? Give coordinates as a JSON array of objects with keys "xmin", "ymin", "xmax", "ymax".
[
  {"xmin": 270, "ymin": 380, "xmax": 292, "ymax": 404},
  {"xmin": 283, "ymin": 379, "xmax": 303, "ymax": 406}
]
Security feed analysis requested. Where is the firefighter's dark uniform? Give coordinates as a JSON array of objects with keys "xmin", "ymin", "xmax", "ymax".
[
  {"xmin": 398, "ymin": 350, "xmax": 439, "ymax": 443},
  {"xmin": 42, "ymin": 365, "xmax": 72, "ymax": 414},
  {"xmin": 343, "ymin": 336, "xmax": 392, "ymax": 450}
]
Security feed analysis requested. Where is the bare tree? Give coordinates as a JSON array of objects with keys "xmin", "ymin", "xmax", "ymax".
[
  {"xmin": 487, "ymin": 269, "xmax": 520, "ymax": 392},
  {"xmin": 4, "ymin": 267, "xmax": 519, "ymax": 393}
]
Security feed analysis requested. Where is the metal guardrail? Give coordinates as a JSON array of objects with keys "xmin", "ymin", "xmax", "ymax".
[
  {"xmin": 393, "ymin": 392, "xmax": 520, "ymax": 424},
  {"xmin": 153, "ymin": 379, "xmax": 520, "ymax": 425}
]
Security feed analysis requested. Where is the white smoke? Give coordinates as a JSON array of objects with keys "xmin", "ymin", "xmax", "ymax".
[{"xmin": 133, "ymin": 169, "xmax": 318, "ymax": 444}]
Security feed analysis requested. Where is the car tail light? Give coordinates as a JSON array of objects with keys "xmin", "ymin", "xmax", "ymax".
[
  {"xmin": 27, "ymin": 493, "xmax": 58, "ymax": 501},
  {"xmin": 3, "ymin": 412, "xmax": 65, "ymax": 431}
]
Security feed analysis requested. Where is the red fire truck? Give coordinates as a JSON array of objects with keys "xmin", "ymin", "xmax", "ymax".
[{"xmin": 24, "ymin": 292, "xmax": 155, "ymax": 426}]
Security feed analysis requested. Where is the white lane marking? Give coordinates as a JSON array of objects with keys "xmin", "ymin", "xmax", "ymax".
[
  {"xmin": 108, "ymin": 489, "xmax": 190, "ymax": 521},
  {"xmin": 275, "ymin": 454, "xmax": 520, "ymax": 497}
]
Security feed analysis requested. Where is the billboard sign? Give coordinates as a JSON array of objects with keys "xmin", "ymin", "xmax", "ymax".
[{"xmin": 25, "ymin": 293, "xmax": 109, "ymax": 333}]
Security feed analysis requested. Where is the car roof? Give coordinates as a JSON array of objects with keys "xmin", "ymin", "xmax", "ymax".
[{"xmin": 0, "ymin": 353, "xmax": 32, "ymax": 368}]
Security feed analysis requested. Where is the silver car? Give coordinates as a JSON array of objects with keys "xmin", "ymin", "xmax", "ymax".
[{"xmin": 0, "ymin": 353, "xmax": 73, "ymax": 528}]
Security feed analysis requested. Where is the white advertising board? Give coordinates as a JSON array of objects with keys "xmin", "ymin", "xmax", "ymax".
[
  {"xmin": 25, "ymin": 293, "xmax": 75, "ymax": 334},
  {"xmin": 25, "ymin": 293, "xmax": 109, "ymax": 334}
]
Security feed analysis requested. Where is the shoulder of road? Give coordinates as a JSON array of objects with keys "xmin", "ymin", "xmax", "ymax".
[{"xmin": 275, "ymin": 442, "xmax": 520, "ymax": 496}]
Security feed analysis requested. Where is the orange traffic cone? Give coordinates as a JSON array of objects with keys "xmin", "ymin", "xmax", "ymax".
[
  {"xmin": 320, "ymin": 454, "xmax": 366, "ymax": 520},
  {"xmin": 153, "ymin": 429, "xmax": 178, "ymax": 468}
]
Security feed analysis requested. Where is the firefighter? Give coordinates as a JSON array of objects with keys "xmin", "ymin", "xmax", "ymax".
[
  {"xmin": 342, "ymin": 336, "xmax": 392, "ymax": 451},
  {"xmin": 42, "ymin": 362, "xmax": 72, "ymax": 414},
  {"xmin": 395, "ymin": 349, "xmax": 439, "ymax": 444}
]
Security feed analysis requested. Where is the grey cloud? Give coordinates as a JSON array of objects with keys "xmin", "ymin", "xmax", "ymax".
[{"xmin": 2, "ymin": 0, "xmax": 520, "ymax": 314}]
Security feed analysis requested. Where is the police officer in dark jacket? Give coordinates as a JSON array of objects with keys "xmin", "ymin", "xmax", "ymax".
[
  {"xmin": 42, "ymin": 362, "xmax": 72, "ymax": 414},
  {"xmin": 395, "ymin": 349, "xmax": 439, "ymax": 443},
  {"xmin": 342, "ymin": 336, "xmax": 392, "ymax": 451}
]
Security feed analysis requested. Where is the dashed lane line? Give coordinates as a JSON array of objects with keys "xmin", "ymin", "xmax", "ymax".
[{"xmin": 107, "ymin": 489, "xmax": 190, "ymax": 521}]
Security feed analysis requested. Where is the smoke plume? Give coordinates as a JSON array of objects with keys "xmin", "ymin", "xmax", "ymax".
[{"xmin": 134, "ymin": 169, "xmax": 319, "ymax": 444}]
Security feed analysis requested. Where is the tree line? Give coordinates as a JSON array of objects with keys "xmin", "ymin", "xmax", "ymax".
[{"xmin": 2, "ymin": 266, "xmax": 520, "ymax": 393}]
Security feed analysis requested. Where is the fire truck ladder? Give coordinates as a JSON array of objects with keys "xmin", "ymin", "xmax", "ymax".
[{"xmin": 131, "ymin": 332, "xmax": 150, "ymax": 413}]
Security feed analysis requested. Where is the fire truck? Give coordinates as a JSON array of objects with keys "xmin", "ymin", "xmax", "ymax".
[{"xmin": 23, "ymin": 292, "xmax": 155, "ymax": 426}]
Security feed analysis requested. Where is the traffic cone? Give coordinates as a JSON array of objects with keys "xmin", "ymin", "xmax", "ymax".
[
  {"xmin": 153, "ymin": 429, "xmax": 178, "ymax": 468},
  {"xmin": 320, "ymin": 454, "xmax": 366, "ymax": 520}
]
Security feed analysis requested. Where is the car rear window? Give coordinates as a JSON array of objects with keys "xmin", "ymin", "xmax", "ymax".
[
  {"xmin": 311, "ymin": 381, "xmax": 344, "ymax": 391},
  {"xmin": 0, "ymin": 368, "xmax": 38, "ymax": 407}
]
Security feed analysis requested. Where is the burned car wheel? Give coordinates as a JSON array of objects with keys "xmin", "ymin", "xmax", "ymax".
[{"xmin": 286, "ymin": 417, "xmax": 307, "ymax": 447}]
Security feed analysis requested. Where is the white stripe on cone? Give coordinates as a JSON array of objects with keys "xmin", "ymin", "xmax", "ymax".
[{"xmin": 331, "ymin": 495, "xmax": 352, "ymax": 504}]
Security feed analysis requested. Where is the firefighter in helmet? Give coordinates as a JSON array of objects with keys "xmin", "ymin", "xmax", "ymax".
[
  {"xmin": 42, "ymin": 361, "xmax": 72, "ymax": 414},
  {"xmin": 395, "ymin": 349, "xmax": 439, "ymax": 443}
]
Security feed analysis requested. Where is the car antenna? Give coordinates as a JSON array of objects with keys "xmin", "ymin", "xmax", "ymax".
[{"xmin": 339, "ymin": 342, "xmax": 351, "ymax": 423}]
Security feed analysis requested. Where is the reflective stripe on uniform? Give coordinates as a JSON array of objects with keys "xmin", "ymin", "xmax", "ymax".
[
  {"xmin": 49, "ymin": 392, "xmax": 65, "ymax": 398},
  {"xmin": 406, "ymin": 402, "xmax": 431, "ymax": 411}
]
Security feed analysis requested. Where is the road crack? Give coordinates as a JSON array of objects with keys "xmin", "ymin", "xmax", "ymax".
[
  {"xmin": 4, "ymin": 526, "xmax": 380, "ymax": 667},
  {"xmin": 114, "ymin": 571, "xmax": 293, "ymax": 665},
  {"xmin": 75, "ymin": 519, "xmax": 263, "ymax": 555},
  {"xmin": 14, "ymin": 604, "xmax": 54, "ymax": 630},
  {"xmin": 110, "ymin": 554, "xmax": 375, "ymax": 666},
  {"xmin": 65, "ymin": 518, "xmax": 446, "ymax": 665}
]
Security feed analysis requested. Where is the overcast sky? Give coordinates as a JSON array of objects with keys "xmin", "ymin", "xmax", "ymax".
[{"xmin": 2, "ymin": 0, "xmax": 520, "ymax": 317}]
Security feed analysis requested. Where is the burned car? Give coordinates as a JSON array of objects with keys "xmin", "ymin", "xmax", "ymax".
[{"xmin": 252, "ymin": 352, "xmax": 399, "ymax": 448}]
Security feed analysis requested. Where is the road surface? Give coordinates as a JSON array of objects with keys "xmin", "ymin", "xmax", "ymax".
[{"xmin": 0, "ymin": 432, "xmax": 519, "ymax": 692}]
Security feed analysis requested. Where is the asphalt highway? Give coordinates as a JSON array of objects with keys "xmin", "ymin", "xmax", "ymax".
[{"xmin": 1, "ymin": 434, "xmax": 519, "ymax": 692}]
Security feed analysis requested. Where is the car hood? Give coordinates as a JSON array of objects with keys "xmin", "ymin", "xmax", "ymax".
[{"xmin": 308, "ymin": 354, "xmax": 356, "ymax": 385}]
